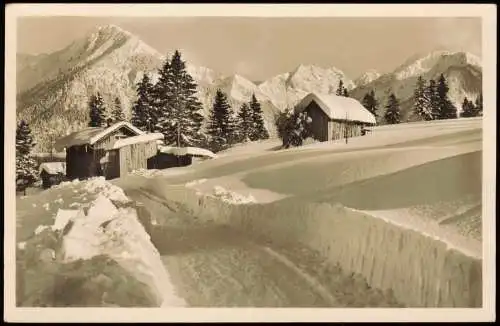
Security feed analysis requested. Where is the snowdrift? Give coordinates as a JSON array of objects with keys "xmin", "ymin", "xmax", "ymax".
[
  {"xmin": 143, "ymin": 173, "xmax": 482, "ymax": 307},
  {"xmin": 17, "ymin": 177, "xmax": 184, "ymax": 307}
]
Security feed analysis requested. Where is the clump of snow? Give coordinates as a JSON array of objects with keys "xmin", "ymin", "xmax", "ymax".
[
  {"xmin": 131, "ymin": 169, "xmax": 161, "ymax": 178},
  {"xmin": 83, "ymin": 177, "xmax": 130, "ymax": 203},
  {"xmin": 55, "ymin": 178, "xmax": 81, "ymax": 189},
  {"xmin": 43, "ymin": 203, "xmax": 50, "ymax": 211},
  {"xmin": 185, "ymin": 179, "xmax": 207, "ymax": 188},
  {"xmin": 32, "ymin": 203, "xmax": 37, "ymax": 208},
  {"xmin": 211, "ymin": 185, "xmax": 256, "ymax": 205},
  {"xmin": 17, "ymin": 242, "xmax": 27, "ymax": 250},
  {"xmin": 52, "ymin": 209, "xmax": 80, "ymax": 232},
  {"xmin": 61, "ymin": 194, "xmax": 184, "ymax": 307},
  {"xmin": 54, "ymin": 198, "xmax": 64, "ymax": 204},
  {"xmin": 34, "ymin": 225, "xmax": 51, "ymax": 235}
]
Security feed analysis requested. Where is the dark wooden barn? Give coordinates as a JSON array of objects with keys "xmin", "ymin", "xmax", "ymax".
[
  {"xmin": 54, "ymin": 122, "xmax": 144, "ymax": 180},
  {"xmin": 294, "ymin": 93, "xmax": 376, "ymax": 142},
  {"xmin": 103, "ymin": 133, "xmax": 164, "ymax": 179}
]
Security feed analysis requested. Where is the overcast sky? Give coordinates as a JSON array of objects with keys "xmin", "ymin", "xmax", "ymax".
[{"xmin": 17, "ymin": 17, "xmax": 482, "ymax": 81}]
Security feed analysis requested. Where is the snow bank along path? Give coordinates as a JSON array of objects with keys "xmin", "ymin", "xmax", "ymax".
[
  {"xmin": 54, "ymin": 177, "xmax": 185, "ymax": 307},
  {"xmin": 143, "ymin": 178, "xmax": 482, "ymax": 308}
]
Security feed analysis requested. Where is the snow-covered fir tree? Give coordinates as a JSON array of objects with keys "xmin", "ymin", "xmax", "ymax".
[
  {"xmin": 461, "ymin": 97, "xmax": 477, "ymax": 118},
  {"xmin": 111, "ymin": 97, "xmax": 126, "ymax": 123},
  {"xmin": 16, "ymin": 120, "xmax": 38, "ymax": 194},
  {"xmin": 361, "ymin": 90, "xmax": 379, "ymax": 118},
  {"xmin": 274, "ymin": 108, "xmax": 312, "ymax": 148},
  {"xmin": 426, "ymin": 79, "xmax": 440, "ymax": 120},
  {"xmin": 475, "ymin": 92, "xmax": 483, "ymax": 117},
  {"xmin": 237, "ymin": 103, "xmax": 253, "ymax": 143},
  {"xmin": 131, "ymin": 73, "xmax": 156, "ymax": 132},
  {"xmin": 436, "ymin": 74, "xmax": 457, "ymax": 120},
  {"xmin": 336, "ymin": 79, "xmax": 344, "ymax": 96},
  {"xmin": 249, "ymin": 94, "xmax": 269, "ymax": 141},
  {"xmin": 207, "ymin": 89, "xmax": 238, "ymax": 152},
  {"xmin": 343, "ymin": 88, "xmax": 349, "ymax": 97},
  {"xmin": 413, "ymin": 76, "xmax": 433, "ymax": 121},
  {"xmin": 88, "ymin": 92, "xmax": 107, "ymax": 127},
  {"xmin": 384, "ymin": 93, "xmax": 401, "ymax": 124},
  {"xmin": 154, "ymin": 50, "xmax": 204, "ymax": 147}
]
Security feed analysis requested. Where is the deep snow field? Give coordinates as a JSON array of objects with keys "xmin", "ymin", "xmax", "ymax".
[{"xmin": 16, "ymin": 117, "xmax": 483, "ymax": 308}]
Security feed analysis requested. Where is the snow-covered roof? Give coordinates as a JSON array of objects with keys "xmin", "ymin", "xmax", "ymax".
[
  {"xmin": 110, "ymin": 133, "xmax": 164, "ymax": 150},
  {"xmin": 39, "ymin": 162, "xmax": 66, "ymax": 175},
  {"xmin": 295, "ymin": 93, "xmax": 376, "ymax": 124},
  {"xmin": 159, "ymin": 146, "xmax": 217, "ymax": 159},
  {"xmin": 54, "ymin": 121, "xmax": 144, "ymax": 151}
]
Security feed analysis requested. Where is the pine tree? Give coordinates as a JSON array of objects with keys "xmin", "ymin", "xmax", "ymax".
[
  {"xmin": 361, "ymin": 90, "xmax": 379, "ymax": 118},
  {"xmin": 336, "ymin": 79, "xmax": 344, "ymax": 96},
  {"xmin": 274, "ymin": 109, "xmax": 312, "ymax": 148},
  {"xmin": 413, "ymin": 76, "xmax": 433, "ymax": 121},
  {"xmin": 154, "ymin": 50, "xmax": 204, "ymax": 147},
  {"xmin": 426, "ymin": 79, "xmax": 440, "ymax": 120},
  {"xmin": 249, "ymin": 94, "xmax": 269, "ymax": 141},
  {"xmin": 237, "ymin": 103, "xmax": 253, "ymax": 142},
  {"xmin": 384, "ymin": 93, "xmax": 401, "ymax": 124},
  {"xmin": 207, "ymin": 89, "xmax": 237, "ymax": 151},
  {"xmin": 343, "ymin": 88, "xmax": 349, "ymax": 97},
  {"xmin": 436, "ymin": 74, "xmax": 457, "ymax": 119},
  {"xmin": 461, "ymin": 97, "xmax": 477, "ymax": 118},
  {"xmin": 88, "ymin": 92, "xmax": 107, "ymax": 127},
  {"xmin": 475, "ymin": 92, "xmax": 483, "ymax": 117},
  {"xmin": 16, "ymin": 120, "xmax": 38, "ymax": 194},
  {"xmin": 131, "ymin": 73, "xmax": 156, "ymax": 132},
  {"xmin": 111, "ymin": 97, "xmax": 125, "ymax": 123}
]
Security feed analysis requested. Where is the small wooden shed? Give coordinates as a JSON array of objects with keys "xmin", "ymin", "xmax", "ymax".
[
  {"xmin": 104, "ymin": 133, "xmax": 164, "ymax": 179},
  {"xmin": 294, "ymin": 93, "xmax": 376, "ymax": 142},
  {"xmin": 39, "ymin": 162, "xmax": 66, "ymax": 189},
  {"xmin": 154, "ymin": 146, "xmax": 217, "ymax": 169},
  {"xmin": 54, "ymin": 122, "xmax": 144, "ymax": 180}
]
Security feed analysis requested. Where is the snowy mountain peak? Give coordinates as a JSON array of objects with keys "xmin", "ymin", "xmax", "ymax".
[
  {"xmin": 287, "ymin": 63, "xmax": 354, "ymax": 93},
  {"xmin": 93, "ymin": 24, "xmax": 133, "ymax": 40},
  {"xmin": 354, "ymin": 69, "xmax": 381, "ymax": 87},
  {"xmin": 393, "ymin": 51, "xmax": 482, "ymax": 80}
]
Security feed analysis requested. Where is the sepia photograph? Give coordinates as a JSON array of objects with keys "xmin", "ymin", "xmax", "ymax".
[{"xmin": 4, "ymin": 3, "xmax": 496, "ymax": 323}]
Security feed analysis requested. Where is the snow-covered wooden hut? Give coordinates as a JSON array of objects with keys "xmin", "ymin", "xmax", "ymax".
[
  {"xmin": 39, "ymin": 162, "xmax": 66, "ymax": 189},
  {"xmin": 54, "ymin": 122, "xmax": 144, "ymax": 180},
  {"xmin": 104, "ymin": 133, "xmax": 164, "ymax": 179},
  {"xmin": 294, "ymin": 93, "xmax": 376, "ymax": 142}
]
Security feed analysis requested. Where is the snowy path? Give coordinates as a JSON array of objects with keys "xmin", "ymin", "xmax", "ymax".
[{"xmin": 125, "ymin": 188, "xmax": 401, "ymax": 307}]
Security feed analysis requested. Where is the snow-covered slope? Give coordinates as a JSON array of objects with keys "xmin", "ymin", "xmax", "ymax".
[{"xmin": 349, "ymin": 51, "xmax": 482, "ymax": 123}]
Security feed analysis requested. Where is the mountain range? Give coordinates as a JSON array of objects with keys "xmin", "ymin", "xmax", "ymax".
[{"xmin": 16, "ymin": 24, "xmax": 482, "ymax": 152}]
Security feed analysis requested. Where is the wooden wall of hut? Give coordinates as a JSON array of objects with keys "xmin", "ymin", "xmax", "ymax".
[
  {"xmin": 116, "ymin": 141, "xmax": 158, "ymax": 178},
  {"xmin": 66, "ymin": 145, "xmax": 95, "ymax": 180},
  {"xmin": 92, "ymin": 127, "xmax": 136, "ymax": 177},
  {"xmin": 329, "ymin": 120, "xmax": 364, "ymax": 140},
  {"xmin": 305, "ymin": 102, "xmax": 330, "ymax": 141}
]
